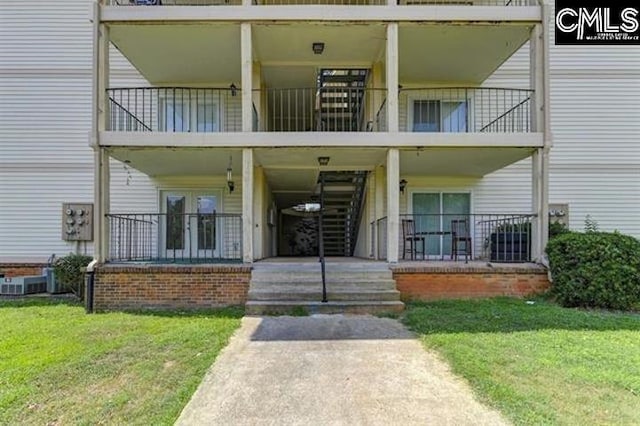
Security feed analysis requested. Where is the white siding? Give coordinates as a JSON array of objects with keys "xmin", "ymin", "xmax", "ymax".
[{"xmin": 1, "ymin": 1, "xmax": 639, "ymax": 263}]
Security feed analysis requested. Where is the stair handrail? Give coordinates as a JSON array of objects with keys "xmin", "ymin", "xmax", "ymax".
[{"xmin": 319, "ymin": 173, "xmax": 327, "ymax": 303}]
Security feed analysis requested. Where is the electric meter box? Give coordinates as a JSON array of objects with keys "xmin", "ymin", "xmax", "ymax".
[{"xmin": 62, "ymin": 203, "xmax": 94, "ymax": 241}]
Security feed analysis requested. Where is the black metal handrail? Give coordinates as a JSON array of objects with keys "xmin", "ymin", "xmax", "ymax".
[
  {"xmin": 109, "ymin": 98, "xmax": 152, "ymax": 132},
  {"xmin": 399, "ymin": 87, "xmax": 533, "ymax": 133},
  {"xmin": 106, "ymin": 212, "xmax": 242, "ymax": 263},
  {"xmin": 319, "ymin": 174, "xmax": 327, "ymax": 303},
  {"xmin": 106, "ymin": 87, "xmax": 242, "ymax": 133}
]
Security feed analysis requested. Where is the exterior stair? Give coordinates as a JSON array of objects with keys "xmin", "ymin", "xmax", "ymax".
[
  {"xmin": 319, "ymin": 171, "xmax": 368, "ymax": 257},
  {"xmin": 245, "ymin": 261, "xmax": 404, "ymax": 315}
]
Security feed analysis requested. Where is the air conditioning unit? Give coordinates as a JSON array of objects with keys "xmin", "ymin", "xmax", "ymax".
[
  {"xmin": 43, "ymin": 268, "xmax": 66, "ymax": 294},
  {"xmin": 1, "ymin": 276, "xmax": 47, "ymax": 296}
]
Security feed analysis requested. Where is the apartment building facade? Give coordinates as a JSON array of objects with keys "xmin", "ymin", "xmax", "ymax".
[{"xmin": 1, "ymin": 1, "xmax": 638, "ymax": 308}]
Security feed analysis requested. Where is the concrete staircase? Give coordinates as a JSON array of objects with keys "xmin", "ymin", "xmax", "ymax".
[{"xmin": 245, "ymin": 261, "xmax": 404, "ymax": 315}]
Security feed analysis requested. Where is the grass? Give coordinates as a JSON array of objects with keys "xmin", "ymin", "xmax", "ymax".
[
  {"xmin": 402, "ymin": 298, "xmax": 640, "ymax": 425},
  {"xmin": 0, "ymin": 298, "xmax": 243, "ymax": 425}
]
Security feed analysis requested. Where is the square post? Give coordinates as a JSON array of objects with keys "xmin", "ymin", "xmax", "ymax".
[
  {"xmin": 386, "ymin": 23, "xmax": 399, "ymax": 133},
  {"xmin": 241, "ymin": 23, "xmax": 253, "ymax": 133},
  {"xmin": 386, "ymin": 148, "xmax": 400, "ymax": 263},
  {"xmin": 242, "ymin": 148, "xmax": 254, "ymax": 263}
]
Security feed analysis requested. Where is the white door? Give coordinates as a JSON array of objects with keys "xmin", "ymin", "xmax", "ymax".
[{"xmin": 161, "ymin": 192, "xmax": 219, "ymax": 261}]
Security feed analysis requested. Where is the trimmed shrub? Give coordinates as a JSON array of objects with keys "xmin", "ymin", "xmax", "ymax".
[
  {"xmin": 53, "ymin": 253, "xmax": 93, "ymax": 297},
  {"xmin": 546, "ymin": 232, "xmax": 640, "ymax": 310}
]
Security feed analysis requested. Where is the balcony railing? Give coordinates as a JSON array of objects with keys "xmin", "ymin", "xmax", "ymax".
[
  {"xmin": 107, "ymin": 213, "xmax": 243, "ymax": 263},
  {"xmin": 107, "ymin": 87, "xmax": 241, "ymax": 132},
  {"xmin": 400, "ymin": 87, "xmax": 532, "ymax": 133},
  {"xmin": 106, "ymin": 0, "xmax": 536, "ymax": 5},
  {"xmin": 106, "ymin": 86, "xmax": 531, "ymax": 134},
  {"xmin": 260, "ymin": 87, "xmax": 386, "ymax": 132},
  {"xmin": 373, "ymin": 213, "xmax": 536, "ymax": 262}
]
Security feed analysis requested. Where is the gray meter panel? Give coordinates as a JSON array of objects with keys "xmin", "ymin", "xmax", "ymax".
[{"xmin": 62, "ymin": 203, "xmax": 94, "ymax": 241}]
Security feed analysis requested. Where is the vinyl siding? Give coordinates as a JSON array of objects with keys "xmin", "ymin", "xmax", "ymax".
[{"xmin": 1, "ymin": 1, "xmax": 639, "ymax": 262}]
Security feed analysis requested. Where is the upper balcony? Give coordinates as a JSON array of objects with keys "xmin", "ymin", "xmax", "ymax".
[
  {"xmin": 99, "ymin": 0, "xmax": 542, "ymax": 24},
  {"xmin": 108, "ymin": 86, "xmax": 532, "ymax": 133},
  {"xmin": 106, "ymin": 0, "xmax": 536, "ymax": 5}
]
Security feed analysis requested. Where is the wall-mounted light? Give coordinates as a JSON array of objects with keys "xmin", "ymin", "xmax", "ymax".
[
  {"xmin": 230, "ymin": 83, "xmax": 237, "ymax": 97},
  {"xmin": 227, "ymin": 156, "xmax": 235, "ymax": 193},
  {"xmin": 317, "ymin": 156, "xmax": 330, "ymax": 166},
  {"xmin": 399, "ymin": 179, "xmax": 407, "ymax": 194},
  {"xmin": 312, "ymin": 42, "xmax": 325, "ymax": 55}
]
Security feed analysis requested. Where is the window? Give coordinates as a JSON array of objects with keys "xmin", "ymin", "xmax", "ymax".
[
  {"xmin": 159, "ymin": 90, "xmax": 220, "ymax": 132},
  {"xmin": 411, "ymin": 100, "xmax": 467, "ymax": 132}
]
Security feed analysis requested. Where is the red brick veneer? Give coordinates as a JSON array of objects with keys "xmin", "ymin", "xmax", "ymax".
[
  {"xmin": 94, "ymin": 264, "xmax": 251, "ymax": 311},
  {"xmin": 391, "ymin": 264, "xmax": 550, "ymax": 301},
  {"xmin": 0, "ymin": 263, "xmax": 47, "ymax": 278}
]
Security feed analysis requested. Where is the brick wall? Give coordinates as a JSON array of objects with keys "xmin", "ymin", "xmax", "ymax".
[
  {"xmin": 0, "ymin": 263, "xmax": 47, "ymax": 278},
  {"xmin": 392, "ymin": 265, "xmax": 550, "ymax": 301},
  {"xmin": 94, "ymin": 264, "xmax": 252, "ymax": 311}
]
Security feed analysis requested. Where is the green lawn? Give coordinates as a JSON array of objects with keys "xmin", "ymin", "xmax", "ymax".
[
  {"xmin": 402, "ymin": 298, "xmax": 640, "ymax": 425},
  {"xmin": 0, "ymin": 298, "xmax": 242, "ymax": 425}
]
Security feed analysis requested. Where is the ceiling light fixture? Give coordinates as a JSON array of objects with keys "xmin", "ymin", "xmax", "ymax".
[
  {"xmin": 312, "ymin": 42, "xmax": 325, "ymax": 55},
  {"xmin": 317, "ymin": 156, "xmax": 330, "ymax": 166},
  {"xmin": 227, "ymin": 156, "xmax": 235, "ymax": 193}
]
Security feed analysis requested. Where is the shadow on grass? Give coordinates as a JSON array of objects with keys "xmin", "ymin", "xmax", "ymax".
[
  {"xmin": 403, "ymin": 297, "xmax": 640, "ymax": 335},
  {"xmin": 0, "ymin": 296, "xmax": 81, "ymax": 309},
  {"xmin": 119, "ymin": 305, "xmax": 245, "ymax": 319},
  {"xmin": 0, "ymin": 296, "xmax": 244, "ymax": 319}
]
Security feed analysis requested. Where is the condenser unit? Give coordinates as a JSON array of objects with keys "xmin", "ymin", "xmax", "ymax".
[{"xmin": 1, "ymin": 276, "xmax": 47, "ymax": 295}]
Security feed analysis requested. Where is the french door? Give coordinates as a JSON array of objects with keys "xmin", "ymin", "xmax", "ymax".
[
  {"xmin": 412, "ymin": 192, "xmax": 470, "ymax": 258},
  {"xmin": 161, "ymin": 191, "xmax": 219, "ymax": 260}
]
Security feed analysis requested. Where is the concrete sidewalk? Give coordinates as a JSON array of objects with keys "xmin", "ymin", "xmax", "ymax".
[{"xmin": 176, "ymin": 315, "xmax": 508, "ymax": 426}]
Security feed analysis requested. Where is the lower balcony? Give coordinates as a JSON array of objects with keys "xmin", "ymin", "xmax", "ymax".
[
  {"xmin": 374, "ymin": 213, "xmax": 537, "ymax": 263},
  {"xmin": 107, "ymin": 212, "xmax": 243, "ymax": 263}
]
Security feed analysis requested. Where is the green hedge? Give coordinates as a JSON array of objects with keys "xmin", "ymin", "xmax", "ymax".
[
  {"xmin": 546, "ymin": 232, "xmax": 640, "ymax": 311},
  {"xmin": 53, "ymin": 254, "xmax": 93, "ymax": 297}
]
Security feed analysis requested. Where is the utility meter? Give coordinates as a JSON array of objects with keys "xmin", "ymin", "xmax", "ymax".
[{"xmin": 62, "ymin": 203, "xmax": 94, "ymax": 241}]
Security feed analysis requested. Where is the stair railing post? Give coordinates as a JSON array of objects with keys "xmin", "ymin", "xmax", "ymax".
[{"xmin": 319, "ymin": 174, "xmax": 327, "ymax": 303}]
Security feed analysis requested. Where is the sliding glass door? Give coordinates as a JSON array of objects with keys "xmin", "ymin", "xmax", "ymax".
[{"xmin": 412, "ymin": 192, "xmax": 470, "ymax": 258}]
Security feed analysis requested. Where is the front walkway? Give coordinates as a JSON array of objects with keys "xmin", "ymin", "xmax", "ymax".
[{"xmin": 176, "ymin": 315, "xmax": 508, "ymax": 425}]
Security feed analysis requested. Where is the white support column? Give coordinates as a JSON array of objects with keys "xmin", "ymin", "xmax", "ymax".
[
  {"xmin": 253, "ymin": 166, "xmax": 264, "ymax": 260},
  {"xmin": 530, "ymin": 24, "xmax": 544, "ymax": 133},
  {"xmin": 530, "ymin": 12, "xmax": 552, "ymax": 261},
  {"xmin": 241, "ymin": 23, "xmax": 253, "ymax": 133},
  {"xmin": 252, "ymin": 61, "xmax": 261, "ymax": 131},
  {"xmin": 242, "ymin": 148, "xmax": 254, "ymax": 263},
  {"xmin": 92, "ymin": 2, "xmax": 110, "ymax": 263},
  {"xmin": 386, "ymin": 149, "xmax": 400, "ymax": 263},
  {"xmin": 374, "ymin": 165, "xmax": 385, "ymax": 259},
  {"xmin": 385, "ymin": 23, "xmax": 399, "ymax": 133},
  {"xmin": 531, "ymin": 150, "xmax": 542, "ymax": 261}
]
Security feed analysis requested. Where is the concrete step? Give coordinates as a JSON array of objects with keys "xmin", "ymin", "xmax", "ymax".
[
  {"xmin": 247, "ymin": 289, "xmax": 401, "ymax": 302},
  {"xmin": 245, "ymin": 300, "xmax": 405, "ymax": 316},
  {"xmin": 250, "ymin": 273, "xmax": 394, "ymax": 282},
  {"xmin": 249, "ymin": 280, "xmax": 398, "ymax": 291}
]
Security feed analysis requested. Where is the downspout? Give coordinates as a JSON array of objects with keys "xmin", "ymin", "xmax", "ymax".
[
  {"xmin": 85, "ymin": 259, "xmax": 98, "ymax": 314},
  {"xmin": 541, "ymin": 0, "xmax": 553, "ymax": 260}
]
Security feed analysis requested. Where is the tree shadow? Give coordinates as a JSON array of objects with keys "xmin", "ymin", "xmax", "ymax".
[
  {"xmin": 0, "ymin": 297, "xmax": 244, "ymax": 319},
  {"xmin": 402, "ymin": 298, "xmax": 640, "ymax": 335}
]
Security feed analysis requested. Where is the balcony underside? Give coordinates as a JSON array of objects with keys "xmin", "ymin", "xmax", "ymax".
[
  {"xmin": 108, "ymin": 22, "xmax": 532, "ymax": 85},
  {"xmin": 107, "ymin": 145, "xmax": 535, "ymax": 180}
]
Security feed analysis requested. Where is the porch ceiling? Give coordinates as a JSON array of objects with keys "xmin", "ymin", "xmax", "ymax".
[
  {"xmin": 108, "ymin": 22, "xmax": 531, "ymax": 86},
  {"xmin": 400, "ymin": 147, "xmax": 534, "ymax": 177},
  {"xmin": 109, "ymin": 23, "xmax": 241, "ymax": 85},
  {"xmin": 399, "ymin": 23, "xmax": 532, "ymax": 84},
  {"xmin": 107, "ymin": 147, "xmax": 243, "ymax": 176}
]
